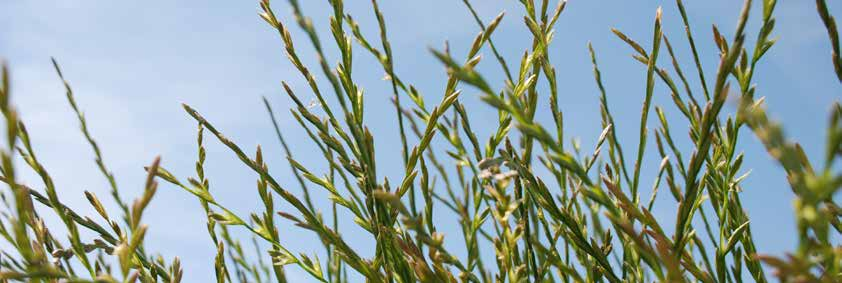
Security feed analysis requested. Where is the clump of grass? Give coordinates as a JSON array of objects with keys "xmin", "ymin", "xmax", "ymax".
[{"xmin": 0, "ymin": 0, "xmax": 840, "ymax": 282}]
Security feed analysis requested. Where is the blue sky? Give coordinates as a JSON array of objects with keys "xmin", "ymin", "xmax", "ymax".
[{"xmin": 1, "ymin": 0, "xmax": 840, "ymax": 281}]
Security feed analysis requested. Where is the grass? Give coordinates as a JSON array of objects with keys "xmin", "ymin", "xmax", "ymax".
[{"xmin": 0, "ymin": 0, "xmax": 840, "ymax": 282}]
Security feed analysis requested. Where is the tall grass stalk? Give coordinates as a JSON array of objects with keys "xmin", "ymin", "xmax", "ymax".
[{"xmin": 0, "ymin": 0, "xmax": 839, "ymax": 282}]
